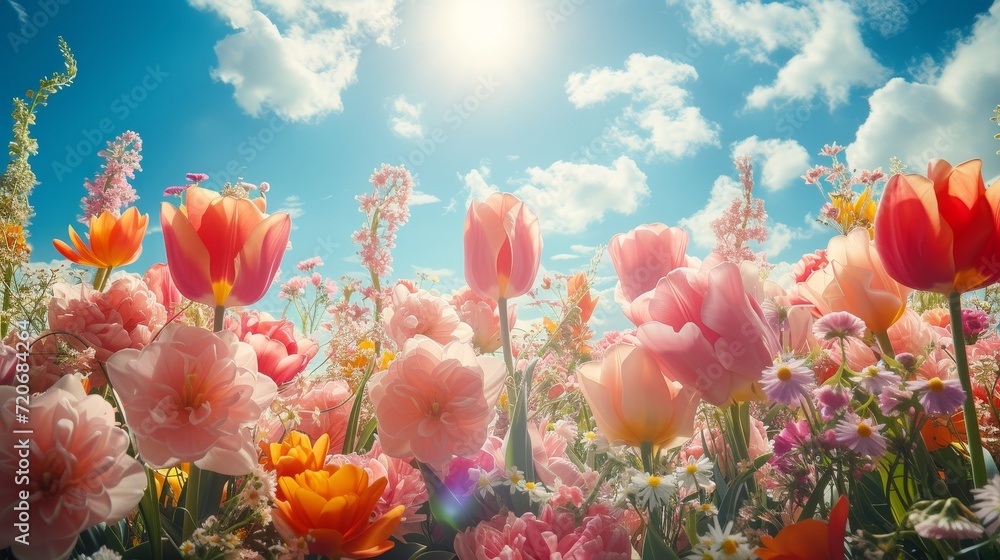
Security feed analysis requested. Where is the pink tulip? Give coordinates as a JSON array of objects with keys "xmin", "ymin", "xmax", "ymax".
[
  {"xmin": 161, "ymin": 186, "xmax": 290, "ymax": 308},
  {"xmin": 608, "ymin": 223, "xmax": 691, "ymax": 303},
  {"xmin": 106, "ymin": 324, "xmax": 277, "ymax": 475},
  {"xmin": 227, "ymin": 310, "xmax": 319, "ymax": 385},
  {"xmin": 578, "ymin": 342, "xmax": 699, "ymax": 447},
  {"xmin": 451, "ymin": 286, "xmax": 516, "ymax": 353},
  {"xmin": 143, "ymin": 262, "xmax": 183, "ymax": 316},
  {"xmin": 382, "ymin": 284, "xmax": 473, "ymax": 349},
  {"xmin": 369, "ymin": 337, "xmax": 506, "ymax": 467},
  {"xmin": 637, "ymin": 262, "xmax": 779, "ymax": 406},
  {"xmin": 0, "ymin": 374, "xmax": 145, "ymax": 560},
  {"xmin": 464, "ymin": 192, "xmax": 542, "ymax": 301}
]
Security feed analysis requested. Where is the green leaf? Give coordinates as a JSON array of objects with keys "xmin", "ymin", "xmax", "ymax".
[
  {"xmin": 641, "ymin": 524, "xmax": 682, "ymax": 560},
  {"xmin": 799, "ymin": 468, "xmax": 835, "ymax": 521},
  {"xmin": 506, "ymin": 359, "xmax": 538, "ymax": 482},
  {"xmin": 413, "ymin": 552, "xmax": 458, "ymax": 560},
  {"xmin": 417, "ymin": 462, "xmax": 477, "ymax": 535}
]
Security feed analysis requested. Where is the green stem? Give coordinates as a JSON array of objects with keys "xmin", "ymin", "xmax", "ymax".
[
  {"xmin": 498, "ymin": 297, "xmax": 515, "ymax": 380},
  {"xmin": 214, "ymin": 305, "xmax": 225, "ymax": 332},
  {"xmin": 874, "ymin": 330, "xmax": 895, "ymax": 360},
  {"xmin": 92, "ymin": 267, "xmax": 109, "ymax": 291},
  {"xmin": 949, "ymin": 292, "xmax": 987, "ymax": 488},
  {"xmin": 140, "ymin": 468, "xmax": 163, "ymax": 560},
  {"xmin": 0, "ymin": 265, "xmax": 12, "ymax": 338},
  {"xmin": 182, "ymin": 464, "xmax": 202, "ymax": 541}
]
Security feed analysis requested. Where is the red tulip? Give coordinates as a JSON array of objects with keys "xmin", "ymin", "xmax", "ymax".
[
  {"xmin": 161, "ymin": 186, "xmax": 290, "ymax": 308},
  {"xmin": 464, "ymin": 193, "xmax": 542, "ymax": 301},
  {"xmin": 874, "ymin": 158, "xmax": 1000, "ymax": 293}
]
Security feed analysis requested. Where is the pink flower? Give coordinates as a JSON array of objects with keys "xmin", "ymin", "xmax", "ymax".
[
  {"xmin": 106, "ymin": 324, "xmax": 277, "ymax": 475},
  {"xmin": 369, "ymin": 337, "xmax": 505, "ymax": 467},
  {"xmin": 451, "ymin": 286, "xmax": 516, "ymax": 353},
  {"xmin": 79, "ymin": 131, "xmax": 141, "ymax": 222},
  {"xmin": 453, "ymin": 506, "xmax": 631, "ymax": 560},
  {"xmin": 227, "ymin": 310, "xmax": 318, "ymax": 385},
  {"xmin": 296, "ymin": 257, "xmax": 324, "ymax": 271},
  {"xmin": 791, "ymin": 250, "xmax": 829, "ymax": 284},
  {"xmin": 143, "ymin": 263, "xmax": 183, "ymax": 316},
  {"xmin": 0, "ymin": 374, "xmax": 145, "ymax": 560},
  {"xmin": 383, "ymin": 284, "xmax": 473, "ymax": 349},
  {"xmin": 963, "ymin": 308, "xmax": 991, "ymax": 340},
  {"xmin": 273, "ymin": 378, "xmax": 353, "ymax": 454},
  {"xmin": 760, "ymin": 359, "xmax": 816, "ymax": 406},
  {"xmin": 910, "ymin": 376, "xmax": 966, "ymax": 416},
  {"xmin": 185, "ymin": 172, "xmax": 209, "ymax": 182},
  {"xmin": 464, "ymin": 192, "xmax": 543, "ymax": 301},
  {"xmin": 46, "ymin": 276, "xmax": 166, "ymax": 386},
  {"xmin": 887, "ymin": 309, "xmax": 943, "ymax": 358},
  {"xmin": 820, "ymin": 142, "xmax": 844, "ymax": 156},
  {"xmin": 834, "ymin": 413, "xmax": 887, "ymax": 458},
  {"xmin": 637, "ymin": 262, "xmax": 779, "ymax": 405},
  {"xmin": 608, "ymin": 223, "xmax": 691, "ymax": 303},
  {"xmin": 813, "ymin": 311, "xmax": 866, "ymax": 341},
  {"xmin": 0, "ymin": 344, "xmax": 16, "ymax": 386}
]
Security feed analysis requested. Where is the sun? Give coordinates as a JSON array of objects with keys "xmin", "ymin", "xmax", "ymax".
[{"xmin": 426, "ymin": 0, "xmax": 540, "ymax": 77}]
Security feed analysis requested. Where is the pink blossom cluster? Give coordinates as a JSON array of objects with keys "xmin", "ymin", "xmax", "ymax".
[
  {"xmin": 79, "ymin": 130, "xmax": 142, "ymax": 222},
  {"xmin": 710, "ymin": 155, "xmax": 769, "ymax": 265},
  {"xmin": 353, "ymin": 164, "xmax": 414, "ymax": 279}
]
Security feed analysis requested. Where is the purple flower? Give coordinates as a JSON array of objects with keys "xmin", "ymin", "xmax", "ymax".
[
  {"xmin": 854, "ymin": 364, "xmax": 901, "ymax": 395},
  {"xmin": 185, "ymin": 172, "xmax": 209, "ymax": 183},
  {"xmin": 815, "ymin": 384, "xmax": 851, "ymax": 412},
  {"xmin": 772, "ymin": 420, "xmax": 811, "ymax": 456},
  {"xmin": 879, "ymin": 386, "xmax": 914, "ymax": 415},
  {"xmin": 760, "ymin": 359, "xmax": 816, "ymax": 406},
  {"xmin": 910, "ymin": 376, "xmax": 966, "ymax": 416},
  {"xmin": 163, "ymin": 185, "xmax": 190, "ymax": 197},
  {"xmin": 834, "ymin": 413, "xmax": 887, "ymax": 458}
]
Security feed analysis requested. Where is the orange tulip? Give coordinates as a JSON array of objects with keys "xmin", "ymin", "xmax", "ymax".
[
  {"xmin": 875, "ymin": 159, "xmax": 1000, "ymax": 294},
  {"xmin": 567, "ymin": 272, "xmax": 599, "ymax": 323},
  {"xmin": 53, "ymin": 207, "xmax": 147, "ymax": 269},
  {"xmin": 798, "ymin": 228, "xmax": 911, "ymax": 334},
  {"xmin": 464, "ymin": 192, "xmax": 542, "ymax": 301},
  {"xmin": 262, "ymin": 431, "xmax": 330, "ymax": 481},
  {"xmin": 161, "ymin": 186, "xmax": 290, "ymax": 308},
  {"xmin": 578, "ymin": 342, "xmax": 699, "ymax": 448},
  {"xmin": 756, "ymin": 495, "xmax": 849, "ymax": 560},
  {"xmin": 273, "ymin": 465, "xmax": 404, "ymax": 559}
]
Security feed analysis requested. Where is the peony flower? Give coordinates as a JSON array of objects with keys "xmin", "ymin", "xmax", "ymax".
[
  {"xmin": 578, "ymin": 342, "xmax": 699, "ymax": 448},
  {"xmin": 637, "ymin": 262, "xmax": 779, "ymax": 405},
  {"xmin": 798, "ymin": 228, "xmax": 912, "ymax": 334},
  {"xmin": 451, "ymin": 286, "xmax": 516, "ymax": 353},
  {"xmin": 464, "ymin": 192, "xmax": 542, "ymax": 301},
  {"xmin": 369, "ymin": 337, "xmax": 506, "ymax": 467},
  {"xmin": 228, "ymin": 310, "xmax": 318, "ymax": 385},
  {"xmin": 791, "ymin": 249, "xmax": 828, "ymax": 283},
  {"xmin": 272, "ymin": 465, "xmax": 404, "ymax": 559},
  {"xmin": 52, "ymin": 207, "xmax": 148, "ymax": 270},
  {"xmin": 106, "ymin": 324, "xmax": 277, "ymax": 475},
  {"xmin": 608, "ymin": 223, "xmax": 691, "ymax": 303},
  {"xmin": 383, "ymin": 284, "xmax": 473, "ymax": 349},
  {"xmin": 453, "ymin": 506, "xmax": 631, "ymax": 560},
  {"xmin": 46, "ymin": 276, "xmax": 166, "ymax": 387},
  {"xmin": 161, "ymin": 186, "xmax": 290, "ymax": 308},
  {"xmin": 874, "ymin": 159, "xmax": 1000, "ymax": 294},
  {"xmin": 0, "ymin": 374, "xmax": 145, "ymax": 560},
  {"xmin": 262, "ymin": 431, "xmax": 331, "ymax": 487}
]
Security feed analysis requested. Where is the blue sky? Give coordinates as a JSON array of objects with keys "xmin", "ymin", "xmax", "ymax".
[{"xmin": 3, "ymin": 0, "xmax": 1000, "ymax": 329}]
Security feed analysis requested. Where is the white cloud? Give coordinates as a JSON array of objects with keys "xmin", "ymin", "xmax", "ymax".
[
  {"xmin": 570, "ymin": 244, "xmax": 596, "ymax": 254},
  {"xmin": 412, "ymin": 266, "xmax": 455, "ymax": 278},
  {"xmin": 276, "ymin": 194, "xmax": 304, "ymax": 222},
  {"xmin": 410, "ymin": 190, "xmax": 440, "ymax": 205},
  {"xmin": 551, "ymin": 254, "xmax": 580, "ymax": 260},
  {"xmin": 848, "ymin": 3, "xmax": 1000, "ymax": 179},
  {"xmin": 459, "ymin": 157, "xmax": 650, "ymax": 235},
  {"xmin": 566, "ymin": 53, "xmax": 720, "ymax": 159},
  {"xmin": 731, "ymin": 136, "xmax": 811, "ymax": 191},
  {"xmin": 145, "ymin": 225, "xmax": 163, "ymax": 237},
  {"xmin": 672, "ymin": 0, "xmax": 887, "ymax": 110},
  {"xmin": 679, "ymin": 176, "xmax": 743, "ymax": 250},
  {"xmin": 190, "ymin": 0, "xmax": 401, "ymax": 121},
  {"xmin": 515, "ymin": 156, "xmax": 650, "ymax": 235},
  {"xmin": 388, "ymin": 95, "xmax": 425, "ymax": 139},
  {"xmin": 745, "ymin": 1, "xmax": 887, "ymax": 109}
]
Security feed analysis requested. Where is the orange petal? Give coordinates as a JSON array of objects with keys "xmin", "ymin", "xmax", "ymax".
[
  {"xmin": 228, "ymin": 212, "xmax": 290, "ymax": 307},
  {"xmin": 161, "ymin": 202, "xmax": 215, "ymax": 306},
  {"xmin": 184, "ymin": 186, "xmax": 222, "ymax": 231}
]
